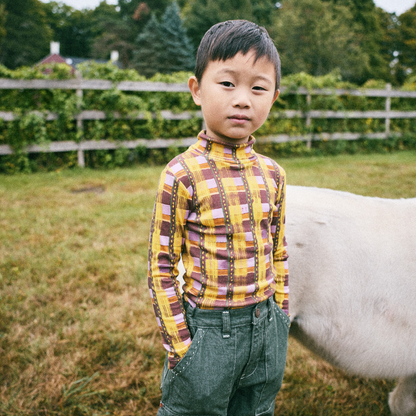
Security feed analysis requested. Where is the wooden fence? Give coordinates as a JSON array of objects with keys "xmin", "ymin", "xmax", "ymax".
[{"xmin": 0, "ymin": 78, "xmax": 415, "ymax": 167}]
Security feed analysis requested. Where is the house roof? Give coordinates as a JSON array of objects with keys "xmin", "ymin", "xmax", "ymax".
[
  {"xmin": 65, "ymin": 57, "xmax": 122, "ymax": 68},
  {"xmin": 36, "ymin": 53, "xmax": 121, "ymax": 71},
  {"xmin": 38, "ymin": 53, "xmax": 68, "ymax": 66},
  {"xmin": 36, "ymin": 53, "xmax": 75, "ymax": 74}
]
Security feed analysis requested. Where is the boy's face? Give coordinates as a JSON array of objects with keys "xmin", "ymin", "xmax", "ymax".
[{"xmin": 189, "ymin": 51, "xmax": 279, "ymax": 145}]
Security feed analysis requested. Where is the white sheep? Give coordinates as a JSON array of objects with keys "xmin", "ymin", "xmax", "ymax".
[
  {"xmin": 285, "ymin": 185, "xmax": 416, "ymax": 416},
  {"xmin": 177, "ymin": 185, "xmax": 416, "ymax": 414}
]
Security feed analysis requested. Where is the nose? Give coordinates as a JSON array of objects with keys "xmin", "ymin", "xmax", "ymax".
[{"xmin": 232, "ymin": 87, "xmax": 251, "ymax": 108}]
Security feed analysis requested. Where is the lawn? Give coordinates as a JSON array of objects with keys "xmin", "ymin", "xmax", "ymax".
[{"xmin": 1, "ymin": 150, "xmax": 415, "ymax": 415}]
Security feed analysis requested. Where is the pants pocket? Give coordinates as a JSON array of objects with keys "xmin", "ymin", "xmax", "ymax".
[
  {"xmin": 255, "ymin": 303, "xmax": 289, "ymax": 415},
  {"xmin": 274, "ymin": 301, "xmax": 291, "ymax": 329},
  {"xmin": 160, "ymin": 326, "xmax": 234, "ymax": 416},
  {"xmin": 170, "ymin": 327, "xmax": 206, "ymax": 377}
]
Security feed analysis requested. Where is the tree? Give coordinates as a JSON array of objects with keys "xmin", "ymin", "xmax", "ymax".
[
  {"xmin": 0, "ymin": 0, "xmax": 53, "ymax": 68},
  {"xmin": 396, "ymin": 5, "xmax": 416, "ymax": 80},
  {"xmin": 43, "ymin": 1, "xmax": 95, "ymax": 58},
  {"xmin": 0, "ymin": 4, "xmax": 6, "ymax": 55},
  {"xmin": 271, "ymin": 0, "xmax": 370, "ymax": 83},
  {"xmin": 375, "ymin": 7, "xmax": 402, "ymax": 84},
  {"xmin": 91, "ymin": 1, "xmax": 133, "ymax": 66},
  {"xmin": 182, "ymin": 0, "xmax": 279, "ymax": 51},
  {"xmin": 132, "ymin": 1, "xmax": 194, "ymax": 77},
  {"xmin": 159, "ymin": 1, "xmax": 195, "ymax": 73},
  {"xmin": 251, "ymin": 0, "xmax": 280, "ymax": 28},
  {"xmin": 183, "ymin": 0, "xmax": 255, "ymax": 51},
  {"xmin": 322, "ymin": 0, "xmax": 391, "ymax": 83},
  {"xmin": 131, "ymin": 14, "xmax": 164, "ymax": 76},
  {"xmin": 118, "ymin": 0, "xmax": 170, "ymax": 22},
  {"xmin": 91, "ymin": 0, "xmax": 171, "ymax": 68}
]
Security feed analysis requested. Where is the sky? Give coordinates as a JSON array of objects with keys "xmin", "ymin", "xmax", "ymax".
[{"xmin": 40, "ymin": 0, "xmax": 415, "ymax": 15}]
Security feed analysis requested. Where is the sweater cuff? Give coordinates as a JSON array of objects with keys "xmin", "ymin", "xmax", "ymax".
[{"xmin": 168, "ymin": 341, "xmax": 191, "ymax": 369}]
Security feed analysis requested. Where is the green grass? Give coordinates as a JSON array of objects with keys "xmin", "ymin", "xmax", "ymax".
[
  {"xmin": 1, "ymin": 150, "xmax": 415, "ymax": 415},
  {"xmin": 283, "ymin": 150, "xmax": 416, "ymax": 198}
]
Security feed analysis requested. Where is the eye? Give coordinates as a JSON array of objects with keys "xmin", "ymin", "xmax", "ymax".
[
  {"xmin": 220, "ymin": 81, "xmax": 234, "ymax": 87},
  {"xmin": 253, "ymin": 86, "xmax": 267, "ymax": 91}
]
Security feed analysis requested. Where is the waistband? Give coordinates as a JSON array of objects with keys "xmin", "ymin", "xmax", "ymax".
[{"xmin": 184, "ymin": 297, "xmax": 275, "ymax": 338}]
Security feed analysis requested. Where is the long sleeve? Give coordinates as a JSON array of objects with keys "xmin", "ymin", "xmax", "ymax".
[
  {"xmin": 271, "ymin": 166, "xmax": 289, "ymax": 315},
  {"xmin": 148, "ymin": 166, "xmax": 192, "ymax": 369},
  {"xmin": 148, "ymin": 132, "xmax": 290, "ymax": 369}
]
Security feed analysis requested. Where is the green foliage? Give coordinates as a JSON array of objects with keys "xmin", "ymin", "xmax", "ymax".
[
  {"xmin": 272, "ymin": 0, "xmax": 372, "ymax": 84},
  {"xmin": 92, "ymin": 0, "xmax": 171, "ymax": 68},
  {"xmin": 0, "ymin": 0, "xmax": 53, "ymax": 69},
  {"xmin": 1, "ymin": 62, "xmax": 416, "ymax": 173},
  {"xmin": 132, "ymin": 2, "xmax": 194, "ymax": 77},
  {"xmin": 254, "ymin": 134, "xmax": 416, "ymax": 161},
  {"xmin": 395, "ymin": 6, "xmax": 416, "ymax": 79},
  {"xmin": 132, "ymin": 14, "xmax": 165, "ymax": 77},
  {"xmin": 42, "ymin": 2, "xmax": 96, "ymax": 58},
  {"xmin": 0, "ymin": 4, "xmax": 6, "ymax": 54},
  {"xmin": 282, "ymin": 69, "xmax": 350, "ymax": 89},
  {"xmin": 183, "ymin": 0, "xmax": 257, "ymax": 49},
  {"xmin": 375, "ymin": 8, "xmax": 401, "ymax": 85},
  {"xmin": 181, "ymin": 0, "xmax": 278, "ymax": 49},
  {"xmin": 322, "ymin": 0, "xmax": 391, "ymax": 83},
  {"xmin": 118, "ymin": 0, "xmax": 170, "ymax": 22},
  {"xmin": 251, "ymin": 0, "xmax": 278, "ymax": 28},
  {"xmin": 159, "ymin": 1, "xmax": 195, "ymax": 73},
  {"xmin": 90, "ymin": 3, "xmax": 136, "ymax": 68},
  {"xmin": 403, "ymin": 74, "xmax": 416, "ymax": 90},
  {"xmin": 0, "ymin": 0, "xmax": 413, "ymax": 93},
  {"xmin": 0, "ymin": 64, "xmax": 200, "ymax": 173}
]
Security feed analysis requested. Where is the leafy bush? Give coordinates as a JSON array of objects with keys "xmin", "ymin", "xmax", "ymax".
[{"xmin": 0, "ymin": 64, "xmax": 415, "ymax": 173}]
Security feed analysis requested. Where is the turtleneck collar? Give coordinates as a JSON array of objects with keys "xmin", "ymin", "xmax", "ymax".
[{"xmin": 192, "ymin": 131, "xmax": 256, "ymax": 162}]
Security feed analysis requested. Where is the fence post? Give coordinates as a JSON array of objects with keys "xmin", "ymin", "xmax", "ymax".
[
  {"xmin": 76, "ymin": 70, "xmax": 85, "ymax": 168},
  {"xmin": 306, "ymin": 92, "xmax": 312, "ymax": 149},
  {"xmin": 385, "ymin": 83, "xmax": 391, "ymax": 137}
]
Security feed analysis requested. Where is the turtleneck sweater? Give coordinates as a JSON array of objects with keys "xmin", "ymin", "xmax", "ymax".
[{"xmin": 148, "ymin": 131, "xmax": 289, "ymax": 368}]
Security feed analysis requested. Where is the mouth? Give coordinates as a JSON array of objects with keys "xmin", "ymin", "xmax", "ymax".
[{"xmin": 228, "ymin": 114, "xmax": 250, "ymax": 124}]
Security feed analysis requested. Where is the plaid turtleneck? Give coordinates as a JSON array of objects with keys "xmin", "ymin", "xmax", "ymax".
[{"xmin": 148, "ymin": 131, "xmax": 289, "ymax": 368}]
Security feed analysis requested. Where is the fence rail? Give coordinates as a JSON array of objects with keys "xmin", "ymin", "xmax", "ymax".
[
  {"xmin": 1, "ymin": 78, "xmax": 415, "ymax": 167},
  {"xmin": 1, "ymin": 78, "xmax": 416, "ymax": 97}
]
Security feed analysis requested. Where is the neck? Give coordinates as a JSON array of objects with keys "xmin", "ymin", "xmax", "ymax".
[{"xmin": 196, "ymin": 131, "xmax": 256, "ymax": 162}]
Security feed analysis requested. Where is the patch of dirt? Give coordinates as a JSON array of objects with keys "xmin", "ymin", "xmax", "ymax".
[{"xmin": 70, "ymin": 185, "xmax": 106, "ymax": 194}]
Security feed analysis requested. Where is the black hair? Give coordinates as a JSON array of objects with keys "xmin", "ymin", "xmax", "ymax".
[{"xmin": 195, "ymin": 20, "xmax": 281, "ymax": 91}]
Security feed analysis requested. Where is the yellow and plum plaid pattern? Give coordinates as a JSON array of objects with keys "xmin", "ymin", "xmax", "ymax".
[{"xmin": 148, "ymin": 132, "xmax": 289, "ymax": 367}]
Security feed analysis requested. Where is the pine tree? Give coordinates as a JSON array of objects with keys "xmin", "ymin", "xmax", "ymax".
[
  {"xmin": 159, "ymin": 1, "xmax": 194, "ymax": 74},
  {"xmin": 132, "ymin": 2, "xmax": 194, "ymax": 77},
  {"xmin": 132, "ymin": 14, "xmax": 165, "ymax": 77}
]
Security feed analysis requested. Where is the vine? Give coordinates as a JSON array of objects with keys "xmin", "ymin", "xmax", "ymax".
[{"xmin": 0, "ymin": 64, "xmax": 415, "ymax": 173}]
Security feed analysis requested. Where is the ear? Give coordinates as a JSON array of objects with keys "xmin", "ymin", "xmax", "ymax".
[
  {"xmin": 271, "ymin": 89, "xmax": 280, "ymax": 108},
  {"xmin": 188, "ymin": 76, "xmax": 201, "ymax": 106}
]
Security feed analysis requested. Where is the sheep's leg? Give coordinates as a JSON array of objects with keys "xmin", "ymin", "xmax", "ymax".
[{"xmin": 389, "ymin": 375, "xmax": 416, "ymax": 416}]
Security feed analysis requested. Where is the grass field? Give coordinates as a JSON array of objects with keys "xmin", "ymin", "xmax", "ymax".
[{"xmin": 1, "ymin": 150, "xmax": 416, "ymax": 415}]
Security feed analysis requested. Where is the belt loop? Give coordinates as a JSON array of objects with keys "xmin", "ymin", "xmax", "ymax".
[
  {"xmin": 268, "ymin": 297, "xmax": 273, "ymax": 321},
  {"xmin": 222, "ymin": 311, "xmax": 231, "ymax": 338},
  {"xmin": 183, "ymin": 295, "xmax": 195, "ymax": 319},
  {"xmin": 187, "ymin": 305, "xmax": 195, "ymax": 319}
]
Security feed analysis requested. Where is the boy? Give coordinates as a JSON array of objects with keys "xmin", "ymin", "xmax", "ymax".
[{"xmin": 148, "ymin": 19, "xmax": 290, "ymax": 416}]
